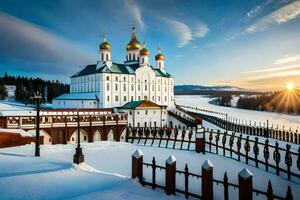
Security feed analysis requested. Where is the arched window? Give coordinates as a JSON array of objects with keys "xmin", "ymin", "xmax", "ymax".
[
  {"xmin": 106, "ymin": 54, "xmax": 109, "ymax": 61},
  {"xmin": 133, "ymin": 54, "xmax": 136, "ymax": 60},
  {"xmin": 159, "ymin": 62, "xmax": 161, "ymax": 68},
  {"xmin": 123, "ymin": 83, "xmax": 126, "ymax": 91},
  {"xmin": 107, "ymin": 83, "xmax": 109, "ymax": 91},
  {"xmin": 138, "ymin": 84, "xmax": 140, "ymax": 91},
  {"xmin": 101, "ymin": 53, "xmax": 104, "ymax": 61},
  {"xmin": 145, "ymin": 85, "xmax": 147, "ymax": 91},
  {"xmin": 129, "ymin": 54, "xmax": 131, "ymax": 60},
  {"xmin": 142, "ymin": 58, "xmax": 144, "ymax": 63},
  {"xmin": 115, "ymin": 83, "xmax": 118, "ymax": 91}
]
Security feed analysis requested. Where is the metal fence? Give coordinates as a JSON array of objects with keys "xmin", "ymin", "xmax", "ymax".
[
  {"xmin": 131, "ymin": 152, "xmax": 294, "ymax": 200},
  {"xmin": 176, "ymin": 104, "xmax": 300, "ymax": 144},
  {"xmin": 126, "ymin": 127, "xmax": 300, "ymax": 181}
]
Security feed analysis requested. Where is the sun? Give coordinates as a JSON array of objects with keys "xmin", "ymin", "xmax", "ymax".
[{"xmin": 286, "ymin": 83, "xmax": 295, "ymax": 91}]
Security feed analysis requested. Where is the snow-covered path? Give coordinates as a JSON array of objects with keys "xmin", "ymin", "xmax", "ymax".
[
  {"xmin": 0, "ymin": 142, "xmax": 299, "ymax": 200},
  {"xmin": 175, "ymin": 95, "xmax": 300, "ymax": 131}
]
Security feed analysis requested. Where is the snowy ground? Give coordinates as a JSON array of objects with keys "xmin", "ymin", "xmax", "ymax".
[
  {"xmin": 175, "ymin": 95, "xmax": 300, "ymax": 132},
  {"xmin": 0, "ymin": 142, "xmax": 299, "ymax": 200}
]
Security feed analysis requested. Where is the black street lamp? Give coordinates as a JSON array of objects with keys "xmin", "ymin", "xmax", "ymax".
[
  {"xmin": 73, "ymin": 108, "xmax": 84, "ymax": 164},
  {"xmin": 31, "ymin": 91, "xmax": 42, "ymax": 157}
]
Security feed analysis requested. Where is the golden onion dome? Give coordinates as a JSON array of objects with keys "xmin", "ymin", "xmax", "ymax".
[
  {"xmin": 155, "ymin": 53, "xmax": 164, "ymax": 61},
  {"xmin": 99, "ymin": 35, "xmax": 111, "ymax": 51},
  {"xmin": 126, "ymin": 27, "xmax": 141, "ymax": 51},
  {"xmin": 140, "ymin": 48, "xmax": 150, "ymax": 56}
]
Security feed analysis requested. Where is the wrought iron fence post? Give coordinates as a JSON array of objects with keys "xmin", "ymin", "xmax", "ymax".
[
  {"xmin": 132, "ymin": 149, "xmax": 144, "ymax": 184},
  {"xmin": 202, "ymin": 160, "xmax": 213, "ymax": 200},
  {"xmin": 238, "ymin": 168, "xmax": 253, "ymax": 200},
  {"xmin": 165, "ymin": 155, "xmax": 176, "ymax": 195}
]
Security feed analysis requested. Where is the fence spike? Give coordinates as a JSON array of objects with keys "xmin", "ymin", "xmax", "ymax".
[
  {"xmin": 285, "ymin": 186, "xmax": 293, "ymax": 200},
  {"xmin": 266, "ymin": 180, "xmax": 274, "ymax": 200},
  {"xmin": 224, "ymin": 171, "xmax": 228, "ymax": 181},
  {"xmin": 185, "ymin": 163, "xmax": 188, "ymax": 171}
]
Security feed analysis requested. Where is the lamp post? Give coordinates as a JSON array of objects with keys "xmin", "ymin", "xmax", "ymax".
[
  {"xmin": 73, "ymin": 108, "xmax": 84, "ymax": 164},
  {"xmin": 31, "ymin": 91, "xmax": 42, "ymax": 157}
]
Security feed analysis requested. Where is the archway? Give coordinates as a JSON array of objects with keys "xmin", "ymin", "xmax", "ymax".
[
  {"xmin": 119, "ymin": 127, "xmax": 127, "ymax": 142},
  {"xmin": 93, "ymin": 130, "xmax": 102, "ymax": 142},
  {"xmin": 27, "ymin": 129, "xmax": 52, "ymax": 144},
  {"xmin": 107, "ymin": 128, "xmax": 115, "ymax": 141},
  {"xmin": 69, "ymin": 129, "xmax": 89, "ymax": 144}
]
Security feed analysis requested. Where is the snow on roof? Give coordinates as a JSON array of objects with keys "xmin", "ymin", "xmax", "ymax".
[
  {"xmin": 0, "ymin": 101, "xmax": 35, "ymax": 116},
  {"xmin": 202, "ymin": 159, "xmax": 213, "ymax": 170},
  {"xmin": 0, "ymin": 110, "xmax": 36, "ymax": 116},
  {"xmin": 238, "ymin": 168, "xmax": 253, "ymax": 179},
  {"xmin": 166, "ymin": 155, "xmax": 176, "ymax": 164},
  {"xmin": 132, "ymin": 149, "xmax": 143, "ymax": 158},
  {"xmin": 54, "ymin": 92, "xmax": 99, "ymax": 100},
  {"xmin": 0, "ymin": 128, "xmax": 32, "ymax": 137}
]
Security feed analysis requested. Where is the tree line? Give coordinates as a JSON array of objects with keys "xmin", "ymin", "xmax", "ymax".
[
  {"xmin": 0, "ymin": 72, "xmax": 69, "ymax": 103},
  {"xmin": 237, "ymin": 91, "xmax": 300, "ymax": 114}
]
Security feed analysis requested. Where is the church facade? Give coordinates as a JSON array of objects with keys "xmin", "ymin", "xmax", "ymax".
[{"xmin": 53, "ymin": 27, "xmax": 174, "ymax": 110}]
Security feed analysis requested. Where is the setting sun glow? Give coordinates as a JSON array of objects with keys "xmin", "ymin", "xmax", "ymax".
[{"xmin": 286, "ymin": 83, "xmax": 295, "ymax": 91}]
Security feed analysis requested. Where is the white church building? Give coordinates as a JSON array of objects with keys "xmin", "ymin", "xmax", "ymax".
[
  {"xmin": 53, "ymin": 27, "xmax": 174, "ymax": 109},
  {"xmin": 52, "ymin": 27, "xmax": 188, "ymax": 128}
]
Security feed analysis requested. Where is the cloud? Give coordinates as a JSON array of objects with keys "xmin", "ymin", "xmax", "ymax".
[
  {"xmin": 246, "ymin": 1, "xmax": 300, "ymax": 33},
  {"xmin": 0, "ymin": 12, "xmax": 95, "ymax": 75},
  {"xmin": 274, "ymin": 54, "xmax": 300, "ymax": 64},
  {"xmin": 193, "ymin": 23, "xmax": 209, "ymax": 38},
  {"xmin": 246, "ymin": 0, "xmax": 274, "ymax": 18},
  {"xmin": 124, "ymin": 0, "xmax": 144, "ymax": 28},
  {"xmin": 239, "ymin": 63, "xmax": 300, "ymax": 90},
  {"xmin": 163, "ymin": 18, "xmax": 209, "ymax": 48},
  {"xmin": 164, "ymin": 18, "xmax": 192, "ymax": 47},
  {"xmin": 244, "ymin": 64, "xmax": 300, "ymax": 74}
]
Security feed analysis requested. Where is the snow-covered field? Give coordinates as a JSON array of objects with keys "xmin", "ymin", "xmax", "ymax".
[
  {"xmin": 0, "ymin": 142, "xmax": 299, "ymax": 200},
  {"xmin": 175, "ymin": 95, "xmax": 300, "ymax": 132}
]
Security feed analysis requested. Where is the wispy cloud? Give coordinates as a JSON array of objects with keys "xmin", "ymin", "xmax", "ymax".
[
  {"xmin": 164, "ymin": 18, "xmax": 192, "ymax": 47},
  {"xmin": 0, "ymin": 12, "xmax": 95, "ymax": 74},
  {"xmin": 238, "ymin": 63, "xmax": 300, "ymax": 90},
  {"xmin": 124, "ymin": 0, "xmax": 144, "ymax": 28},
  {"xmin": 274, "ymin": 54, "xmax": 300, "ymax": 64},
  {"xmin": 246, "ymin": 1, "xmax": 300, "ymax": 33},
  {"xmin": 246, "ymin": 0, "xmax": 274, "ymax": 18},
  {"xmin": 163, "ymin": 18, "xmax": 209, "ymax": 48},
  {"xmin": 193, "ymin": 23, "xmax": 209, "ymax": 38},
  {"xmin": 244, "ymin": 64, "xmax": 300, "ymax": 74}
]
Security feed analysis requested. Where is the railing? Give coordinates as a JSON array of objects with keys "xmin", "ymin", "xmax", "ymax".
[
  {"xmin": 127, "ymin": 127, "xmax": 300, "ymax": 181},
  {"xmin": 168, "ymin": 110, "xmax": 196, "ymax": 128},
  {"xmin": 4, "ymin": 113, "xmax": 128, "ymax": 129},
  {"xmin": 127, "ymin": 126, "xmax": 195, "ymax": 151},
  {"xmin": 177, "ymin": 104, "xmax": 300, "ymax": 144},
  {"xmin": 131, "ymin": 151, "xmax": 294, "ymax": 200},
  {"xmin": 205, "ymin": 129, "xmax": 300, "ymax": 180}
]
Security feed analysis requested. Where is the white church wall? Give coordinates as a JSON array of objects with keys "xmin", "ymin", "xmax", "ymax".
[{"xmin": 53, "ymin": 99, "xmax": 98, "ymax": 109}]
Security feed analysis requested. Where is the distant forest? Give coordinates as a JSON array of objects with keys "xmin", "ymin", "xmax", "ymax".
[
  {"xmin": 211, "ymin": 91, "xmax": 300, "ymax": 115},
  {"xmin": 237, "ymin": 91, "xmax": 300, "ymax": 114},
  {"xmin": 0, "ymin": 72, "xmax": 69, "ymax": 103}
]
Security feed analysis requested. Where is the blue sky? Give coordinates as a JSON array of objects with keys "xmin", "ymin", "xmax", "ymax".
[{"xmin": 0, "ymin": 0, "xmax": 300, "ymax": 90}]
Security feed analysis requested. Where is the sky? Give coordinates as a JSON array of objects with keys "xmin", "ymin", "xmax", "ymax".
[{"xmin": 0, "ymin": 0, "xmax": 300, "ymax": 91}]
